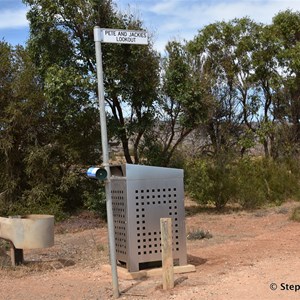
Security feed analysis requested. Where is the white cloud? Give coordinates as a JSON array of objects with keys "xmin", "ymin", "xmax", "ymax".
[
  {"xmin": 142, "ymin": 0, "xmax": 300, "ymax": 53},
  {"xmin": 150, "ymin": 0, "xmax": 178, "ymax": 14},
  {"xmin": 186, "ymin": 1, "xmax": 300, "ymax": 26},
  {"xmin": 149, "ymin": 1, "xmax": 300, "ymax": 27},
  {"xmin": 0, "ymin": 8, "xmax": 28, "ymax": 29}
]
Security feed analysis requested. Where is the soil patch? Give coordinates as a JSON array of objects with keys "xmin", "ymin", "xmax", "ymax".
[{"xmin": 1, "ymin": 201, "xmax": 300, "ymax": 300}]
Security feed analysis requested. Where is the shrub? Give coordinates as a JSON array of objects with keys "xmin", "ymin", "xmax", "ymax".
[
  {"xmin": 186, "ymin": 157, "xmax": 237, "ymax": 210},
  {"xmin": 235, "ymin": 158, "xmax": 300, "ymax": 209},
  {"xmin": 186, "ymin": 156, "xmax": 300, "ymax": 210},
  {"xmin": 234, "ymin": 158, "xmax": 267, "ymax": 209},
  {"xmin": 185, "ymin": 159, "xmax": 210, "ymax": 206},
  {"xmin": 187, "ymin": 229, "xmax": 213, "ymax": 240},
  {"xmin": 17, "ymin": 186, "xmax": 66, "ymax": 221},
  {"xmin": 83, "ymin": 185, "xmax": 107, "ymax": 220},
  {"xmin": 291, "ymin": 206, "xmax": 300, "ymax": 222}
]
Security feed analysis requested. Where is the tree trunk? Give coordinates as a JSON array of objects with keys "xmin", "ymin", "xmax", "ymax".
[
  {"xmin": 263, "ymin": 138, "xmax": 270, "ymax": 158},
  {"xmin": 121, "ymin": 138, "xmax": 133, "ymax": 164}
]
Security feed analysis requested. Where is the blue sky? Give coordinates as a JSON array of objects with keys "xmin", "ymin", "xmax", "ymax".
[{"xmin": 1, "ymin": 0, "xmax": 300, "ymax": 53}]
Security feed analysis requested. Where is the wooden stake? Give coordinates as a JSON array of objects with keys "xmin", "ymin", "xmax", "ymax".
[{"xmin": 160, "ymin": 218, "xmax": 174, "ymax": 290}]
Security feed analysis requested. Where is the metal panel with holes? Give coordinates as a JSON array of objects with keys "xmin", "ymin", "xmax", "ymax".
[{"xmin": 110, "ymin": 164, "xmax": 187, "ymax": 272}]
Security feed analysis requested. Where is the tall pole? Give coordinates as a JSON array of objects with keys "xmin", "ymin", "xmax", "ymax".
[{"xmin": 94, "ymin": 26, "xmax": 119, "ymax": 298}]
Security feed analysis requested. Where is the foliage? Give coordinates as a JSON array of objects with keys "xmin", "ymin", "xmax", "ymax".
[
  {"xmin": 236, "ymin": 158, "xmax": 300, "ymax": 208},
  {"xmin": 186, "ymin": 156, "xmax": 237, "ymax": 210},
  {"xmin": 233, "ymin": 158, "xmax": 267, "ymax": 209},
  {"xmin": 186, "ymin": 13, "xmax": 300, "ymax": 159},
  {"xmin": 82, "ymin": 185, "xmax": 107, "ymax": 220},
  {"xmin": 186, "ymin": 156, "xmax": 300, "ymax": 210},
  {"xmin": 187, "ymin": 229, "xmax": 213, "ymax": 240},
  {"xmin": 0, "ymin": 41, "xmax": 101, "ymax": 219},
  {"xmin": 187, "ymin": 19, "xmax": 248, "ymax": 157},
  {"xmin": 0, "ymin": 42, "xmax": 46, "ymax": 215},
  {"xmin": 23, "ymin": 0, "xmax": 160, "ymax": 164},
  {"xmin": 290, "ymin": 206, "xmax": 300, "ymax": 222},
  {"xmin": 2, "ymin": 5, "xmax": 300, "ymax": 218},
  {"xmin": 140, "ymin": 41, "xmax": 209, "ymax": 167},
  {"xmin": 140, "ymin": 130, "xmax": 187, "ymax": 168},
  {"xmin": 271, "ymin": 10, "xmax": 300, "ymax": 154},
  {"xmin": 0, "ymin": 0, "xmax": 160, "ymax": 217}
]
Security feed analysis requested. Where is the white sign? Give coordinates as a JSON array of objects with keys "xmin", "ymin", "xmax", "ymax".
[{"xmin": 99, "ymin": 28, "xmax": 148, "ymax": 45}]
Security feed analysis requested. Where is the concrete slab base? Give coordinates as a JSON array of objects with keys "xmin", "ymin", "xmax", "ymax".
[{"xmin": 102, "ymin": 264, "xmax": 196, "ymax": 280}]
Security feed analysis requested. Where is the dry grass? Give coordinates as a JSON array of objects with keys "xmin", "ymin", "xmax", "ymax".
[
  {"xmin": 187, "ymin": 229, "xmax": 213, "ymax": 240},
  {"xmin": 290, "ymin": 206, "xmax": 300, "ymax": 222}
]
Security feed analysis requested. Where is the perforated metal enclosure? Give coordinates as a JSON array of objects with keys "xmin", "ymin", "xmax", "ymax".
[{"xmin": 110, "ymin": 164, "xmax": 187, "ymax": 272}]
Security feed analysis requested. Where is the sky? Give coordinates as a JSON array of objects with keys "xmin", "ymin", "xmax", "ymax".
[{"xmin": 1, "ymin": 0, "xmax": 300, "ymax": 53}]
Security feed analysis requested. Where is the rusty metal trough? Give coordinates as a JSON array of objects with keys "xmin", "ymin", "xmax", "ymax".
[{"xmin": 0, "ymin": 214, "xmax": 54, "ymax": 266}]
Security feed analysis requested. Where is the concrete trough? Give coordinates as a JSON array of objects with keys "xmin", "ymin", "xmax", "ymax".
[{"xmin": 0, "ymin": 214, "xmax": 54, "ymax": 265}]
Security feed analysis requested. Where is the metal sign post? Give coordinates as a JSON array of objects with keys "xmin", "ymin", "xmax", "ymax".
[
  {"xmin": 94, "ymin": 26, "xmax": 119, "ymax": 299},
  {"xmin": 93, "ymin": 26, "xmax": 148, "ymax": 298}
]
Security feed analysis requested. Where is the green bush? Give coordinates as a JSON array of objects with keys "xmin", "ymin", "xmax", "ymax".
[
  {"xmin": 185, "ymin": 159, "xmax": 210, "ymax": 205},
  {"xmin": 265, "ymin": 160, "xmax": 300, "ymax": 203},
  {"xmin": 291, "ymin": 206, "xmax": 300, "ymax": 222},
  {"xmin": 0, "ymin": 164, "xmax": 107, "ymax": 221},
  {"xmin": 186, "ymin": 157, "xmax": 237, "ymax": 210},
  {"xmin": 186, "ymin": 156, "xmax": 300, "ymax": 210},
  {"xmin": 5, "ymin": 187, "xmax": 66, "ymax": 221},
  {"xmin": 83, "ymin": 185, "xmax": 107, "ymax": 220},
  {"xmin": 235, "ymin": 158, "xmax": 300, "ymax": 209},
  {"xmin": 234, "ymin": 158, "xmax": 267, "ymax": 209},
  {"xmin": 19, "ymin": 185, "xmax": 66, "ymax": 221}
]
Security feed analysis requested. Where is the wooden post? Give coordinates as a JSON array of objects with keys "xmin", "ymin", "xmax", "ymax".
[{"xmin": 160, "ymin": 218, "xmax": 174, "ymax": 290}]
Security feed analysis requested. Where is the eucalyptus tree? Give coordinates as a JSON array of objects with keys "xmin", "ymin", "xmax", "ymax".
[
  {"xmin": 0, "ymin": 39, "xmax": 105, "ymax": 217},
  {"xmin": 271, "ymin": 10, "xmax": 300, "ymax": 156},
  {"xmin": 23, "ymin": 0, "xmax": 160, "ymax": 164},
  {"xmin": 188, "ymin": 18, "xmax": 284, "ymax": 158},
  {"xmin": 141, "ymin": 40, "xmax": 208, "ymax": 166},
  {"xmin": 249, "ymin": 23, "xmax": 282, "ymax": 158},
  {"xmin": 188, "ymin": 19, "xmax": 247, "ymax": 157},
  {"xmin": 0, "ymin": 42, "xmax": 47, "ymax": 214}
]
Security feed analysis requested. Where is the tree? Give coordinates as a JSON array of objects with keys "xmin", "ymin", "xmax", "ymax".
[
  {"xmin": 0, "ymin": 41, "xmax": 101, "ymax": 217},
  {"xmin": 188, "ymin": 19, "xmax": 246, "ymax": 157},
  {"xmin": 271, "ymin": 10, "xmax": 300, "ymax": 156},
  {"xmin": 188, "ymin": 18, "xmax": 290, "ymax": 159},
  {"xmin": 23, "ymin": 0, "xmax": 160, "ymax": 164},
  {"xmin": 140, "ymin": 41, "xmax": 208, "ymax": 166},
  {"xmin": 0, "ymin": 42, "xmax": 47, "ymax": 214}
]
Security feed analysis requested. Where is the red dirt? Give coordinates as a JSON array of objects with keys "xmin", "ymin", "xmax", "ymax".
[{"xmin": 1, "ymin": 201, "xmax": 300, "ymax": 300}]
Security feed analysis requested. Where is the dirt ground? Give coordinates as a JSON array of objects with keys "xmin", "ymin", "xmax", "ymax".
[{"xmin": 1, "ymin": 200, "xmax": 300, "ymax": 300}]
